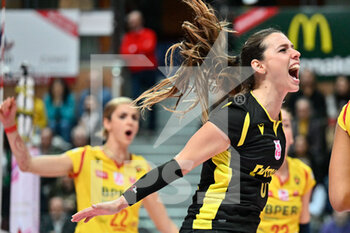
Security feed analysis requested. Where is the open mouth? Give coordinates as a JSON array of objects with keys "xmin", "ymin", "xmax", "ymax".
[
  {"xmin": 125, "ymin": 130, "xmax": 132, "ymax": 136},
  {"xmin": 288, "ymin": 64, "xmax": 300, "ymax": 80}
]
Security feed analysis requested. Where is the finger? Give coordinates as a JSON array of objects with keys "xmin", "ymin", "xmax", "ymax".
[
  {"xmin": 84, "ymin": 216, "xmax": 94, "ymax": 223},
  {"xmin": 72, "ymin": 213, "xmax": 87, "ymax": 222},
  {"xmin": 72, "ymin": 212, "xmax": 88, "ymax": 222}
]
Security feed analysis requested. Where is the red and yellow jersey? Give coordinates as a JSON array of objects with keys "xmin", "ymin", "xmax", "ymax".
[
  {"xmin": 257, "ymin": 157, "xmax": 315, "ymax": 233},
  {"xmin": 66, "ymin": 145, "xmax": 151, "ymax": 233},
  {"xmin": 338, "ymin": 101, "xmax": 350, "ymax": 136}
]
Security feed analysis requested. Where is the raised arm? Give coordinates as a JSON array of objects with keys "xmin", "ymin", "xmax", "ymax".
[
  {"xmin": 71, "ymin": 121, "xmax": 230, "ymax": 222},
  {"xmin": 143, "ymin": 193, "xmax": 179, "ymax": 233},
  {"xmin": 329, "ymin": 124, "xmax": 350, "ymax": 211},
  {"xmin": 0, "ymin": 97, "xmax": 73, "ymax": 177}
]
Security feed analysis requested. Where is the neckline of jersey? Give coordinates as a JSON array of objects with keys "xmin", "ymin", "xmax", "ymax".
[
  {"xmin": 250, "ymin": 91, "xmax": 282, "ymax": 124},
  {"xmin": 99, "ymin": 146, "xmax": 134, "ymax": 168},
  {"xmin": 276, "ymin": 156, "xmax": 291, "ymax": 186}
]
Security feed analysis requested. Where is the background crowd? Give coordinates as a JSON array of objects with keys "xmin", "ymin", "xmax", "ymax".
[{"xmin": 1, "ymin": 0, "xmax": 350, "ymax": 233}]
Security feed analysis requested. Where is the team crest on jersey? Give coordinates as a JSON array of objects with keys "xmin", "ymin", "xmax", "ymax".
[
  {"xmin": 273, "ymin": 140, "xmax": 282, "ymax": 160},
  {"xmin": 113, "ymin": 172, "xmax": 124, "ymax": 185},
  {"xmin": 294, "ymin": 176, "xmax": 300, "ymax": 185},
  {"xmin": 278, "ymin": 189, "xmax": 289, "ymax": 201}
]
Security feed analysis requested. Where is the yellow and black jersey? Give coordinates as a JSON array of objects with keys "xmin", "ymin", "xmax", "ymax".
[
  {"xmin": 257, "ymin": 157, "xmax": 315, "ymax": 233},
  {"xmin": 338, "ymin": 101, "xmax": 350, "ymax": 136},
  {"xmin": 66, "ymin": 145, "xmax": 150, "ymax": 233},
  {"xmin": 180, "ymin": 92, "xmax": 286, "ymax": 233}
]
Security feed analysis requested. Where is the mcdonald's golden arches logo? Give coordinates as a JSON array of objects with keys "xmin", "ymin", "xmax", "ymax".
[{"xmin": 288, "ymin": 13, "xmax": 332, "ymax": 54}]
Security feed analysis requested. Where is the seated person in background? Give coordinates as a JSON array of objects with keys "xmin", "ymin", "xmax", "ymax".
[
  {"xmin": 44, "ymin": 78, "xmax": 76, "ymax": 142},
  {"xmin": 77, "ymin": 70, "xmax": 112, "ymax": 119},
  {"xmin": 44, "ymin": 79, "xmax": 75, "ymax": 142},
  {"xmin": 77, "ymin": 94, "xmax": 101, "ymax": 143},
  {"xmin": 40, "ymin": 196, "xmax": 76, "ymax": 233},
  {"xmin": 49, "ymin": 176, "xmax": 77, "ymax": 215},
  {"xmin": 71, "ymin": 126, "xmax": 89, "ymax": 148}
]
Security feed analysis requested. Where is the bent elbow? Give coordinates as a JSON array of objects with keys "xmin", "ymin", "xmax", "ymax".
[{"xmin": 329, "ymin": 190, "xmax": 350, "ymax": 212}]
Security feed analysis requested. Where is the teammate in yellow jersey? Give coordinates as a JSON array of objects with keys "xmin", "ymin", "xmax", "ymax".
[
  {"xmin": 329, "ymin": 100, "xmax": 350, "ymax": 212},
  {"xmin": 0, "ymin": 96, "xmax": 178, "ymax": 233},
  {"xmin": 258, "ymin": 108, "xmax": 315, "ymax": 233}
]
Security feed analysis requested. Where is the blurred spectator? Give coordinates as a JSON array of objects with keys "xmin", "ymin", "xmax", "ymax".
[
  {"xmin": 120, "ymin": 10, "xmax": 158, "ymax": 131},
  {"xmin": 44, "ymin": 78, "xmax": 76, "ymax": 142},
  {"xmin": 320, "ymin": 211, "xmax": 350, "ymax": 233},
  {"xmin": 334, "ymin": 75, "xmax": 350, "ymax": 111},
  {"xmin": 40, "ymin": 196, "xmax": 76, "ymax": 233},
  {"xmin": 39, "ymin": 127, "xmax": 64, "ymax": 155},
  {"xmin": 286, "ymin": 69, "xmax": 327, "ymax": 120},
  {"xmin": 292, "ymin": 98, "xmax": 327, "ymax": 183},
  {"xmin": 78, "ymin": 95, "xmax": 101, "ymax": 139},
  {"xmin": 71, "ymin": 126, "xmax": 89, "ymax": 148},
  {"xmin": 325, "ymin": 75, "xmax": 350, "ymax": 121},
  {"xmin": 292, "ymin": 134, "xmax": 312, "ymax": 165},
  {"xmin": 49, "ymin": 177, "xmax": 76, "ymax": 215},
  {"xmin": 77, "ymin": 70, "xmax": 112, "ymax": 119}
]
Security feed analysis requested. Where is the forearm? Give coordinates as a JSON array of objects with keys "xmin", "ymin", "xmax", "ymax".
[
  {"xmin": 6, "ymin": 128, "xmax": 32, "ymax": 172},
  {"xmin": 123, "ymin": 159, "xmax": 183, "ymax": 205}
]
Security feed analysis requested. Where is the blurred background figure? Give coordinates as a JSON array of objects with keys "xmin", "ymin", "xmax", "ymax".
[
  {"xmin": 333, "ymin": 75, "xmax": 350, "ymax": 112},
  {"xmin": 44, "ymin": 78, "xmax": 76, "ymax": 143},
  {"xmin": 77, "ymin": 70, "xmax": 112, "ymax": 119},
  {"xmin": 40, "ymin": 196, "xmax": 76, "ymax": 233},
  {"xmin": 319, "ymin": 211, "xmax": 350, "ymax": 233},
  {"xmin": 70, "ymin": 125, "xmax": 89, "ymax": 148},
  {"xmin": 39, "ymin": 127, "xmax": 64, "ymax": 155},
  {"xmin": 292, "ymin": 134, "xmax": 312, "ymax": 165},
  {"xmin": 49, "ymin": 176, "xmax": 77, "ymax": 215},
  {"xmin": 120, "ymin": 10, "xmax": 158, "ymax": 132},
  {"xmin": 292, "ymin": 98, "xmax": 327, "ymax": 184},
  {"xmin": 77, "ymin": 94, "xmax": 101, "ymax": 143},
  {"xmin": 325, "ymin": 75, "xmax": 350, "ymax": 121},
  {"xmin": 286, "ymin": 69, "xmax": 327, "ymax": 120}
]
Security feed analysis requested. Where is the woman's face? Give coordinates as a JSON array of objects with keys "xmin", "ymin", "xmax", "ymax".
[
  {"xmin": 52, "ymin": 80, "xmax": 64, "ymax": 99},
  {"xmin": 260, "ymin": 32, "xmax": 301, "ymax": 94},
  {"xmin": 281, "ymin": 109, "xmax": 294, "ymax": 154},
  {"xmin": 104, "ymin": 103, "xmax": 139, "ymax": 146}
]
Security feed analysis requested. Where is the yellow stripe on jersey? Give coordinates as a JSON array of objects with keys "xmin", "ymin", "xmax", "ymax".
[
  {"xmin": 193, "ymin": 150, "xmax": 232, "ymax": 229},
  {"xmin": 221, "ymin": 101, "xmax": 233, "ymax": 109},
  {"xmin": 237, "ymin": 112, "xmax": 250, "ymax": 147},
  {"xmin": 258, "ymin": 123, "xmax": 264, "ymax": 135},
  {"xmin": 273, "ymin": 121, "xmax": 281, "ymax": 136}
]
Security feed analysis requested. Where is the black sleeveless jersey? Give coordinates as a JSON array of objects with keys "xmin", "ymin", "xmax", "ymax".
[{"xmin": 180, "ymin": 92, "xmax": 286, "ymax": 233}]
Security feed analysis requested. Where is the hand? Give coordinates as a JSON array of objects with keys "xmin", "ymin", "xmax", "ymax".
[
  {"xmin": 0, "ymin": 97, "xmax": 17, "ymax": 128},
  {"xmin": 71, "ymin": 196, "xmax": 129, "ymax": 223}
]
